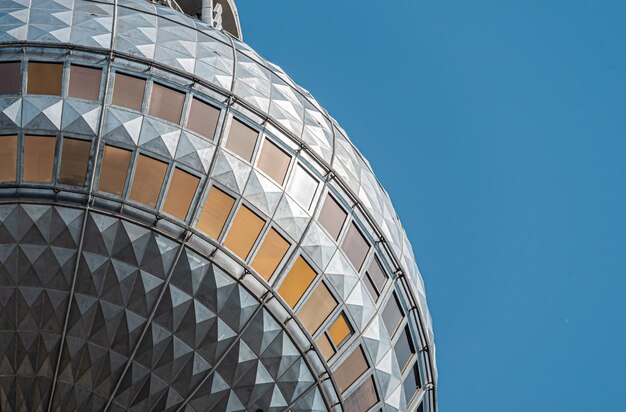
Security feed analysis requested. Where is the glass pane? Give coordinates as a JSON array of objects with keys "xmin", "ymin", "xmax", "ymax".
[
  {"xmin": 251, "ymin": 228, "xmax": 290, "ymax": 280},
  {"xmin": 297, "ymin": 282, "xmax": 337, "ymax": 334},
  {"xmin": 23, "ymin": 135, "xmax": 55, "ymax": 183},
  {"xmin": 112, "ymin": 73, "xmax": 145, "ymax": 111},
  {"xmin": 403, "ymin": 363, "xmax": 421, "ymax": 403},
  {"xmin": 287, "ymin": 165, "xmax": 318, "ymax": 208},
  {"xmin": 163, "ymin": 167, "xmax": 200, "ymax": 220},
  {"xmin": 395, "ymin": 327, "xmax": 414, "ymax": 372},
  {"xmin": 68, "ymin": 65, "xmax": 101, "ymax": 101},
  {"xmin": 129, "ymin": 154, "xmax": 167, "ymax": 208},
  {"xmin": 0, "ymin": 135, "xmax": 17, "ymax": 182},
  {"xmin": 344, "ymin": 377, "xmax": 378, "ymax": 412},
  {"xmin": 149, "ymin": 83, "xmax": 185, "ymax": 124},
  {"xmin": 197, "ymin": 186, "xmax": 235, "ymax": 239},
  {"xmin": 59, "ymin": 138, "xmax": 91, "ymax": 186},
  {"xmin": 382, "ymin": 294, "xmax": 403, "ymax": 337},
  {"xmin": 0, "ymin": 62, "xmax": 21, "ymax": 94},
  {"xmin": 334, "ymin": 347, "xmax": 369, "ymax": 393},
  {"xmin": 318, "ymin": 195, "xmax": 346, "ymax": 240},
  {"xmin": 341, "ymin": 222, "xmax": 370, "ymax": 271},
  {"xmin": 27, "ymin": 62, "xmax": 62, "ymax": 95},
  {"xmin": 367, "ymin": 257, "xmax": 387, "ymax": 292},
  {"xmin": 99, "ymin": 145, "xmax": 131, "ymax": 195},
  {"xmin": 328, "ymin": 313, "xmax": 352, "ymax": 348},
  {"xmin": 316, "ymin": 334, "xmax": 335, "ymax": 361},
  {"xmin": 223, "ymin": 205, "xmax": 264, "ymax": 259},
  {"xmin": 277, "ymin": 256, "xmax": 317, "ymax": 308},
  {"xmin": 187, "ymin": 98, "xmax": 219, "ymax": 139},
  {"xmin": 225, "ymin": 118, "xmax": 257, "ymax": 161},
  {"xmin": 256, "ymin": 139, "xmax": 290, "ymax": 185},
  {"xmin": 363, "ymin": 273, "xmax": 379, "ymax": 301}
]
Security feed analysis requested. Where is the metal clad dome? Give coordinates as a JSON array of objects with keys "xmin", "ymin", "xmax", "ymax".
[{"xmin": 0, "ymin": 0, "xmax": 436, "ymax": 410}]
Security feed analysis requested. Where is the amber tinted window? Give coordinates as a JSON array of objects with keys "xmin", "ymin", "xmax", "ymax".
[
  {"xmin": 382, "ymin": 294, "xmax": 403, "ymax": 337},
  {"xmin": 297, "ymin": 282, "xmax": 337, "ymax": 334},
  {"xmin": 334, "ymin": 347, "xmax": 369, "ymax": 393},
  {"xmin": 0, "ymin": 135, "xmax": 17, "ymax": 182},
  {"xmin": 344, "ymin": 376, "xmax": 378, "ymax": 412},
  {"xmin": 27, "ymin": 62, "xmax": 62, "ymax": 95},
  {"xmin": 187, "ymin": 98, "xmax": 219, "ymax": 139},
  {"xmin": 163, "ymin": 167, "xmax": 199, "ymax": 220},
  {"xmin": 341, "ymin": 222, "xmax": 370, "ymax": 271},
  {"xmin": 316, "ymin": 334, "xmax": 335, "ymax": 361},
  {"xmin": 112, "ymin": 73, "xmax": 145, "ymax": 111},
  {"xmin": 129, "ymin": 154, "xmax": 167, "ymax": 208},
  {"xmin": 149, "ymin": 83, "xmax": 185, "ymax": 124},
  {"xmin": 99, "ymin": 145, "xmax": 132, "ymax": 195},
  {"xmin": 225, "ymin": 118, "xmax": 257, "ymax": 161},
  {"xmin": 68, "ymin": 65, "xmax": 101, "ymax": 101},
  {"xmin": 23, "ymin": 135, "xmax": 55, "ymax": 183},
  {"xmin": 277, "ymin": 256, "xmax": 317, "ymax": 308},
  {"xmin": 318, "ymin": 195, "xmax": 347, "ymax": 240},
  {"xmin": 0, "ymin": 63, "xmax": 21, "ymax": 94},
  {"xmin": 224, "ymin": 205, "xmax": 265, "ymax": 259},
  {"xmin": 403, "ymin": 363, "xmax": 421, "ymax": 403},
  {"xmin": 197, "ymin": 186, "xmax": 235, "ymax": 239},
  {"xmin": 251, "ymin": 228, "xmax": 290, "ymax": 280},
  {"xmin": 59, "ymin": 138, "xmax": 91, "ymax": 186},
  {"xmin": 395, "ymin": 327, "xmax": 414, "ymax": 372},
  {"xmin": 328, "ymin": 313, "xmax": 352, "ymax": 348},
  {"xmin": 287, "ymin": 165, "xmax": 318, "ymax": 208},
  {"xmin": 256, "ymin": 139, "xmax": 291, "ymax": 185}
]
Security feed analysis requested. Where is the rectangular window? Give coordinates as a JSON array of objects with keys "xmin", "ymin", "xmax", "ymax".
[
  {"xmin": 344, "ymin": 376, "xmax": 378, "ymax": 412},
  {"xmin": 68, "ymin": 65, "xmax": 101, "ymax": 101},
  {"xmin": 328, "ymin": 312, "xmax": 352, "ymax": 348},
  {"xmin": 297, "ymin": 282, "xmax": 337, "ymax": 335},
  {"xmin": 318, "ymin": 195, "xmax": 347, "ymax": 240},
  {"xmin": 0, "ymin": 62, "xmax": 21, "ymax": 94},
  {"xmin": 287, "ymin": 165, "xmax": 318, "ymax": 209},
  {"xmin": 334, "ymin": 346, "xmax": 369, "ymax": 393},
  {"xmin": 129, "ymin": 154, "xmax": 167, "ymax": 208},
  {"xmin": 149, "ymin": 83, "xmax": 185, "ymax": 124},
  {"xmin": 223, "ymin": 205, "xmax": 265, "ymax": 259},
  {"xmin": 163, "ymin": 167, "xmax": 200, "ymax": 220},
  {"xmin": 382, "ymin": 294, "xmax": 403, "ymax": 337},
  {"xmin": 403, "ymin": 363, "xmax": 421, "ymax": 404},
  {"xmin": 225, "ymin": 118, "xmax": 257, "ymax": 162},
  {"xmin": 196, "ymin": 186, "xmax": 235, "ymax": 239},
  {"xmin": 341, "ymin": 222, "xmax": 370, "ymax": 271},
  {"xmin": 112, "ymin": 73, "xmax": 145, "ymax": 111},
  {"xmin": 59, "ymin": 138, "xmax": 91, "ymax": 186},
  {"xmin": 251, "ymin": 228, "xmax": 290, "ymax": 281},
  {"xmin": 27, "ymin": 62, "xmax": 62, "ymax": 95},
  {"xmin": 277, "ymin": 256, "xmax": 317, "ymax": 308},
  {"xmin": 395, "ymin": 327, "xmax": 415, "ymax": 372},
  {"xmin": 316, "ymin": 333, "xmax": 335, "ymax": 361},
  {"xmin": 0, "ymin": 135, "xmax": 17, "ymax": 182},
  {"xmin": 99, "ymin": 145, "xmax": 132, "ymax": 195},
  {"xmin": 23, "ymin": 135, "xmax": 56, "ymax": 183},
  {"xmin": 256, "ymin": 139, "xmax": 291, "ymax": 185},
  {"xmin": 187, "ymin": 98, "xmax": 220, "ymax": 140}
]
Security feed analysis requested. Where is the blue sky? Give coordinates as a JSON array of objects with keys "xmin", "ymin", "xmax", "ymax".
[{"xmin": 239, "ymin": 1, "xmax": 626, "ymax": 411}]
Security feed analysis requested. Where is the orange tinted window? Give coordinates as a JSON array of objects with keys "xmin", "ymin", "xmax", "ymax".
[
  {"xmin": 197, "ymin": 186, "xmax": 235, "ymax": 239},
  {"xmin": 149, "ymin": 83, "xmax": 185, "ymax": 124},
  {"xmin": 223, "ymin": 205, "xmax": 264, "ymax": 259},
  {"xmin": 0, "ymin": 135, "xmax": 17, "ymax": 182},
  {"xmin": 163, "ymin": 167, "xmax": 199, "ymax": 220},
  {"xmin": 59, "ymin": 138, "xmax": 91, "ymax": 186},
  {"xmin": 334, "ymin": 347, "xmax": 369, "ymax": 393},
  {"xmin": 99, "ymin": 145, "xmax": 132, "ymax": 195},
  {"xmin": 251, "ymin": 228, "xmax": 290, "ymax": 280},
  {"xmin": 23, "ymin": 135, "xmax": 55, "ymax": 183},
  {"xmin": 187, "ymin": 98, "xmax": 219, "ymax": 139},
  {"xmin": 0, "ymin": 63, "xmax": 21, "ymax": 94},
  {"xmin": 68, "ymin": 65, "xmax": 101, "ymax": 101},
  {"xmin": 256, "ymin": 139, "xmax": 291, "ymax": 185},
  {"xmin": 328, "ymin": 313, "xmax": 352, "ymax": 348},
  {"xmin": 277, "ymin": 256, "xmax": 317, "ymax": 308},
  {"xmin": 129, "ymin": 154, "xmax": 167, "ymax": 208},
  {"xmin": 112, "ymin": 73, "xmax": 145, "ymax": 111},
  {"xmin": 297, "ymin": 282, "xmax": 337, "ymax": 334},
  {"xmin": 27, "ymin": 62, "xmax": 62, "ymax": 95}
]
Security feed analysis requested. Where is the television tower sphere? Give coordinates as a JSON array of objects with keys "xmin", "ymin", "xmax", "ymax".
[{"xmin": 0, "ymin": 0, "xmax": 436, "ymax": 411}]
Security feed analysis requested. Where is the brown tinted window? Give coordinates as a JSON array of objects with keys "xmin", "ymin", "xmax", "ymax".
[
  {"xmin": 68, "ymin": 65, "xmax": 101, "ymax": 101},
  {"xmin": 0, "ymin": 135, "xmax": 17, "ymax": 182},
  {"xmin": 403, "ymin": 363, "xmax": 421, "ymax": 403},
  {"xmin": 197, "ymin": 186, "xmax": 235, "ymax": 239},
  {"xmin": 318, "ymin": 195, "xmax": 347, "ymax": 240},
  {"xmin": 256, "ymin": 139, "xmax": 291, "ymax": 185},
  {"xmin": 395, "ymin": 327, "xmax": 414, "ymax": 372},
  {"xmin": 0, "ymin": 63, "xmax": 21, "ymax": 94},
  {"xmin": 149, "ymin": 83, "xmax": 184, "ymax": 124},
  {"xmin": 225, "ymin": 118, "xmax": 257, "ymax": 161},
  {"xmin": 341, "ymin": 222, "xmax": 370, "ymax": 271},
  {"xmin": 334, "ymin": 347, "xmax": 369, "ymax": 393},
  {"xmin": 363, "ymin": 274, "xmax": 379, "ymax": 302},
  {"xmin": 163, "ymin": 167, "xmax": 199, "ymax": 220},
  {"xmin": 187, "ymin": 98, "xmax": 219, "ymax": 139},
  {"xmin": 129, "ymin": 154, "xmax": 167, "ymax": 208},
  {"xmin": 344, "ymin": 376, "xmax": 378, "ymax": 412},
  {"xmin": 297, "ymin": 282, "xmax": 337, "ymax": 334},
  {"xmin": 382, "ymin": 294, "xmax": 403, "ymax": 337},
  {"xmin": 27, "ymin": 62, "xmax": 62, "ymax": 95},
  {"xmin": 223, "ymin": 205, "xmax": 264, "ymax": 259},
  {"xmin": 99, "ymin": 145, "xmax": 131, "ymax": 195},
  {"xmin": 328, "ymin": 313, "xmax": 352, "ymax": 348},
  {"xmin": 367, "ymin": 257, "xmax": 387, "ymax": 292},
  {"xmin": 277, "ymin": 256, "xmax": 317, "ymax": 308},
  {"xmin": 23, "ymin": 135, "xmax": 55, "ymax": 183},
  {"xmin": 112, "ymin": 73, "xmax": 145, "ymax": 111},
  {"xmin": 316, "ymin": 334, "xmax": 335, "ymax": 361},
  {"xmin": 251, "ymin": 228, "xmax": 290, "ymax": 280},
  {"xmin": 59, "ymin": 138, "xmax": 91, "ymax": 186}
]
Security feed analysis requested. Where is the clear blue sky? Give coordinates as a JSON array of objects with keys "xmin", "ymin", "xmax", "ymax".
[{"xmin": 239, "ymin": 1, "xmax": 626, "ymax": 411}]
